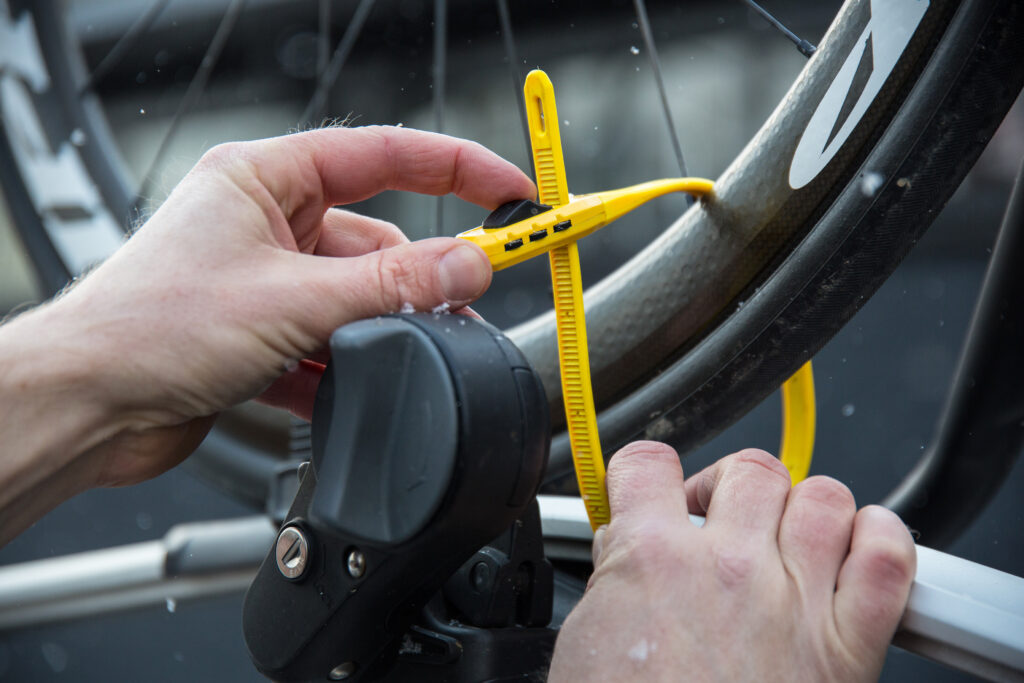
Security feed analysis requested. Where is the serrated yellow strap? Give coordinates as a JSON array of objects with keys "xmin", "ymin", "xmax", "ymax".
[
  {"xmin": 524, "ymin": 70, "xmax": 610, "ymax": 529},
  {"xmin": 780, "ymin": 360, "xmax": 815, "ymax": 484},
  {"xmin": 471, "ymin": 69, "xmax": 815, "ymax": 527}
]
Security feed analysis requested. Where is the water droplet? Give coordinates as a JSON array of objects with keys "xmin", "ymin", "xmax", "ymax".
[
  {"xmin": 284, "ymin": 358, "xmax": 299, "ymax": 372},
  {"xmin": 629, "ymin": 46, "xmax": 640, "ymax": 55},
  {"xmin": 166, "ymin": 597, "xmax": 177, "ymax": 613},
  {"xmin": 631, "ymin": 21, "xmax": 638, "ymax": 29},
  {"xmin": 841, "ymin": 404, "xmax": 855, "ymax": 417},
  {"xmin": 860, "ymin": 171, "xmax": 884, "ymax": 197},
  {"xmin": 717, "ymin": 16, "xmax": 725, "ymax": 24},
  {"xmin": 396, "ymin": 122, "xmax": 404, "ymax": 127},
  {"xmin": 173, "ymin": 652, "xmax": 185, "ymax": 663},
  {"xmin": 40, "ymin": 643, "xmax": 67, "ymax": 673},
  {"xmin": 139, "ymin": 108, "xmax": 146, "ymax": 115},
  {"xmin": 563, "ymin": 119, "xmax": 570, "ymax": 126},
  {"xmin": 896, "ymin": 177, "xmax": 911, "ymax": 188},
  {"xmin": 938, "ymin": 319, "xmax": 945, "ymax": 327},
  {"xmin": 136, "ymin": 512, "xmax": 153, "ymax": 530},
  {"xmin": 69, "ymin": 128, "xmax": 87, "ymax": 146}
]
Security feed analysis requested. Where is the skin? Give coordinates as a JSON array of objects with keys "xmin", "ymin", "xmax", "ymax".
[
  {"xmin": 0, "ymin": 125, "xmax": 533, "ymax": 544},
  {"xmin": 0, "ymin": 126, "xmax": 915, "ymax": 681},
  {"xmin": 549, "ymin": 443, "xmax": 917, "ymax": 682}
]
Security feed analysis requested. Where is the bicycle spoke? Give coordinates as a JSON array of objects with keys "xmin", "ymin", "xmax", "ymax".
[
  {"xmin": 495, "ymin": 0, "xmax": 532, "ymax": 178},
  {"xmin": 298, "ymin": 0, "xmax": 377, "ymax": 129},
  {"xmin": 80, "ymin": 0, "xmax": 174, "ymax": 96},
  {"xmin": 317, "ymin": 0, "xmax": 330, "ymax": 81},
  {"xmin": 433, "ymin": 0, "xmax": 448, "ymax": 236},
  {"xmin": 135, "ymin": 0, "xmax": 247, "ymax": 208},
  {"xmin": 631, "ymin": 0, "xmax": 687, "ymax": 179},
  {"xmin": 633, "ymin": 0, "xmax": 691, "ymax": 202},
  {"xmin": 741, "ymin": 0, "xmax": 816, "ymax": 58}
]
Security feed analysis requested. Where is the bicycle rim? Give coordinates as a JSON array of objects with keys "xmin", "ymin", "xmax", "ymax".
[{"xmin": 1, "ymin": 0, "xmax": 1022, "ymax": 522}]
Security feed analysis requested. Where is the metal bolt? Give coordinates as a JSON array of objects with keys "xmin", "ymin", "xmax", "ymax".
[
  {"xmin": 328, "ymin": 662, "xmax": 356, "ymax": 680},
  {"xmin": 275, "ymin": 526, "xmax": 309, "ymax": 580},
  {"xmin": 346, "ymin": 549, "xmax": 366, "ymax": 578}
]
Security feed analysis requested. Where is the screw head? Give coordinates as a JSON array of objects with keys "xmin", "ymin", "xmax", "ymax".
[
  {"xmin": 346, "ymin": 549, "xmax": 366, "ymax": 578},
  {"xmin": 329, "ymin": 661, "xmax": 356, "ymax": 679},
  {"xmin": 275, "ymin": 526, "xmax": 309, "ymax": 580},
  {"xmin": 470, "ymin": 561, "xmax": 492, "ymax": 592}
]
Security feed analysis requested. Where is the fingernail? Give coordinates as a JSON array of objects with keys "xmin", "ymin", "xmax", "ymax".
[{"xmin": 439, "ymin": 244, "xmax": 490, "ymax": 302}]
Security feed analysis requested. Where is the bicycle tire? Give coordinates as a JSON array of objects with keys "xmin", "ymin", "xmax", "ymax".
[{"xmin": 1, "ymin": 0, "xmax": 1022, "ymax": 539}]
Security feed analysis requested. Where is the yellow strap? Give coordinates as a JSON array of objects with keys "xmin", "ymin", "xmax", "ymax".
[
  {"xmin": 525, "ymin": 70, "xmax": 610, "ymax": 529},
  {"xmin": 515, "ymin": 68, "xmax": 815, "ymax": 521},
  {"xmin": 780, "ymin": 361, "xmax": 815, "ymax": 484}
]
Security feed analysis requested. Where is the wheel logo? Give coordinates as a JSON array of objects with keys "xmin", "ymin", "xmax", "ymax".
[{"xmin": 789, "ymin": 0, "xmax": 929, "ymax": 189}]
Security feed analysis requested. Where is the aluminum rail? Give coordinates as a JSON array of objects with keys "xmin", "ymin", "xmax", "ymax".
[
  {"xmin": 0, "ymin": 516, "xmax": 275, "ymax": 629},
  {"xmin": 1, "ymin": 500, "xmax": 1022, "ymax": 681}
]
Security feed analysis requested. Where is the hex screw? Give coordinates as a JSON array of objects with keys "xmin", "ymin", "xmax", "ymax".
[
  {"xmin": 346, "ymin": 549, "xmax": 366, "ymax": 578},
  {"xmin": 275, "ymin": 526, "xmax": 309, "ymax": 580}
]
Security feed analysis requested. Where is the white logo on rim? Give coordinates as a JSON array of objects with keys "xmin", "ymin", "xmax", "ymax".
[{"xmin": 789, "ymin": 0, "xmax": 929, "ymax": 189}]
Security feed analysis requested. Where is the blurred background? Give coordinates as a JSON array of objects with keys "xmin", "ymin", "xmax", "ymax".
[{"xmin": 1, "ymin": 0, "xmax": 1022, "ymax": 680}]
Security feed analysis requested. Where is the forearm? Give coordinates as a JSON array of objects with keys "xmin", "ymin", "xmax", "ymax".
[{"xmin": 0, "ymin": 301, "xmax": 118, "ymax": 544}]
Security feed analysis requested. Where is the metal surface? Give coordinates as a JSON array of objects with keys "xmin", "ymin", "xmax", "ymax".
[
  {"xmin": 0, "ymin": 516, "xmax": 275, "ymax": 630},
  {"xmin": 884, "ymin": 156, "xmax": 1024, "ymax": 548},
  {"xmin": 328, "ymin": 661, "xmax": 355, "ymax": 680},
  {"xmin": 345, "ymin": 549, "xmax": 366, "ymax": 579},
  {"xmin": 1, "ymin": 502, "xmax": 1022, "ymax": 678},
  {"xmin": 275, "ymin": 526, "xmax": 309, "ymax": 580}
]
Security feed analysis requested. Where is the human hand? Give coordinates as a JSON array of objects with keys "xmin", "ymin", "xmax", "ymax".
[
  {"xmin": 549, "ymin": 443, "xmax": 916, "ymax": 682},
  {"xmin": 0, "ymin": 126, "xmax": 532, "ymax": 516}
]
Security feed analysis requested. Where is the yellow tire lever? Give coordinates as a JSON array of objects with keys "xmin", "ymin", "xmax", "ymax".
[{"xmin": 457, "ymin": 69, "xmax": 814, "ymax": 531}]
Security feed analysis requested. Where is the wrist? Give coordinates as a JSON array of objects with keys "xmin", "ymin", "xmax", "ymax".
[{"xmin": 0, "ymin": 300, "xmax": 122, "ymax": 525}]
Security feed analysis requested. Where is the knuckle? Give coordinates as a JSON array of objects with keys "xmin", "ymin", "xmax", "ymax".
[
  {"xmin": 860, "ymin": 538, "xmax": 915, "ymax": 590},
  {"xmin": 794, "ymin": 476, "xmax": 856, "ymax": 511},
  {"xmin": 604, "ymin": 519, "xmax": 682, "ymax": 578},
  {"xmin": 710, "ymin": 542, "xmax": 758, "ymax": 591},
  {"xmin": 727, "ymin": 448, "xmax": 792, "ymax": 486},
  {"xmin": 197, "ymin": 141, "xmax": 245, "ymax": 169},
  {"xmin": 374, "ymin": 249, "xmax": 429, "ymax": 308}
]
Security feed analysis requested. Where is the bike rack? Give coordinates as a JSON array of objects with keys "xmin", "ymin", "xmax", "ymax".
[{"xmin": 1, "ymin": 496, "xmax": 1022, "ymax": 680}]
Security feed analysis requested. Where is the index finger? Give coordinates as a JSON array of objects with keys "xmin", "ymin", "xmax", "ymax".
[{"xmin": 267, "ymin": 125, "xmax": 537, "ymax": 210}]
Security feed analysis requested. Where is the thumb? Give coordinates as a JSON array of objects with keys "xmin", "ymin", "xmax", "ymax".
[{"xmin": 310, "ymin": 237, "xmax": 492, "ymax": 329}]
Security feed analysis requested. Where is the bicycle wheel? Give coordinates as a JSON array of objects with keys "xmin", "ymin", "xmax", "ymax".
[{"xmin": 1, "ymin": 0, "xmax": 1022, "ymax": 526}]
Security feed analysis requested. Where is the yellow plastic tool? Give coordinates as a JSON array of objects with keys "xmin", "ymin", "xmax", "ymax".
[
  {"xmin": 457, "ymin": 69, "xmax": 815, "ymax": 528},
  {"xmin": 780, "ymin": 360, "xmax": 815, "ymax": 484},
  {"xmin": 458, "ymin": 178, "xmax": 714, "ymax": 272},
  {"xmin": 526, "ymin": 70, "xmax": 608, "ymax": 529}
]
